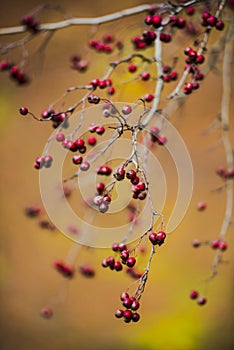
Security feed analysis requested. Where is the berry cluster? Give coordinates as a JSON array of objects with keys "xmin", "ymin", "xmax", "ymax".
[
  {"xmin": 89, "ymin": 77, "xmax": 115, "ymax": 96},
  {"xmin": 115, "ymin": 292, "xmax": 140, "ymax": 323},
  {"xmin": 42, "ymin": 109, "xmax": 69, "ymax": 129},
  {"xmin": 1, "ymin": 62, "xmax": 29, "ymax": 85},
  {"xmin": 93, "ymin": 193, "xmax": 111, "ymax": 213},
  {"xmin": 201, "ymin": 12, "xmax": 224, "ymax": 30},
  {"xmin": 216, "ymin": 166, "xmax": 234, "ymax": 179},
  {"xmin": 150, "ymin": 126, "xmax": 167, "ymax": 145},
  {"xmin": 34, "ymin": 155, "xmax": 53, "ymax": 169},
  {"xmin": 189, "ymin": 290, "xmax": 207, "ymax": 305},
  {"xmin": 192, "ymin": 238, "xmax": 228, "ymax": 251},
  {"xmin": 162, "ymin": 65, "xmax": 178, "ymax": 83},
  {"xmin": 149, "ymin": 231, "xmax": 166, "ymax": 246},
  {"xmin": 21, "ymin": 15, "xmax": 40, "ymax": 33},
  {"xmin": 70, "ymin": 54, "xmax": 89, "ymax": 72},
  {"xmin": 53, "ymin": 260, "xmax": 74, "ymax": 278},
  {"xmin": 89, "ymin": 34, "xmax": 123, "ymax": 53}
]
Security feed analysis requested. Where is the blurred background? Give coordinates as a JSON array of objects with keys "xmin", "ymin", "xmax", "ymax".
[{"xmin": 0, "ymin": 1, "xmax": 234, "ymax": 349}]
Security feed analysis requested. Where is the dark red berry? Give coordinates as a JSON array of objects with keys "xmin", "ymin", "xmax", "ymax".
[
  {"xmin": 115, "ymin": 309, "xmax": 124, "ymax": 318},
  {"xmin": 19, "ymin": 107, "xmax": 28, "ymax": 115},
  {"xmin": 126, "ymin": 257, "xmax": 136, "ymax": 268},
  {"xmin": 197, "ymin": 296, "xmax": 207, "ymax": 305},
  {"xmin": 132, "ymin": 312, "xmax": 140, "ymax": 322},
  {"xmin": 190, "ymin": 290, "xmax": 199, "ymax": 299}
]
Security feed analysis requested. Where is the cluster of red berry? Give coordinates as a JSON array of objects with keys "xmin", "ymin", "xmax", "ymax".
[
  {"xmin": 89, "ymin": 34, "xmax": 123, "ymax": 53},
  {"xmin": 0, "ymin": 61, "xmax": 29, "ymax": 85},
  {"xmin": 115, "ymin": 292, "xmax": 140, "ymax": 323}
]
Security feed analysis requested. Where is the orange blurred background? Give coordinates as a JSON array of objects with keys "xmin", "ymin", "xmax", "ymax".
[{"xmin": 0, "ymin": 1, "xmax": 234, "ymax": 349}]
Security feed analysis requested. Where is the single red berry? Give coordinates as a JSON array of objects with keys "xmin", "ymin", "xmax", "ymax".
[
  {"xmin": 131, "ymin": 176, "xmax": 140, "ymax": 185},
  {"xmin": 138, "ymin": 192, "xmax": 147, "ymax": 200},
  {"xmin": 19, "ymin": 107, "xmax": 28, "ymax": 116},
  {"xmin": 186, "ymin": 6, "xmax": 195, "ymax": 15},
  {"xmin": 202, "ymin": 12, "xmax": 210, "ymax": 21},
  {"xmin": 120, "ymin": 292, "xmax": 129, "ymax": 301},
  {"xmin": 115, "ymin": 309, "xmax": 124, "ymax": 318},
  {"xmin": 156, "ymin": 231, "xmax": 166, "ymax": 245},
  {"xmin": 141, "ymin": 72, "xmax": 150, "ymax": 81},
  {"xmin": 149, "ymin": 232, "xmax": 157, "ymax": 245},
  {"xmin": 192, "ymin": 239, "xmax": 201, "ymax": 248},
  {"xmin": 120, "ymin": 250, "xmax": 129, "ymax": 261},
  {"xmin": 112, "ymin": 243, "xmax": 119, "ymax": 252},
  {"xmin": 114, "ymin": 261, "xmax": 123, "ymax": 271},
  {"xmin": 107, "ymin": 86, "xmax": 115, "ymax": 95},
  {"xmin": 89, "ymin": 123, "xmax": 98, "ymax": 133},
  {"xmin": 75, "ymin": 138, "xmax": 85, "ymax": 149},
  {"xmin": 207, "ymin": 16, "xmax": 217, "ymax": 26},
  {"xmin": 152, "ymin": 15, "xmax": 162, "ymax": 28},
  {"xmin": 103, "ymin": 195, "xmax": 111, "ymax": 203},
  {"xmin": 131, "ymin": 300, "xmax": 140, "ymax": 311},
  {"xmin": 96, "ymin": 182, "xmax": 105, "ymax": 194},
  {"xmin": 176, "ymin": 18, "xmax": 186, "ymax": 28},
  {"xmin": 184, "ymin": 82, "xmax": 193, "ymax": 94},
  {"xmin": 145, "ymin": 15, "xmax": 153, "ymax": 25},
  {"xmin": 80, "ymin": 161, "xmax": 90, "ymax": 171},
  {"xmin": 90, "ymin": 78, "xmax": 100, "ymax": 88},
  {"xmin": 79, "ymin": 265, "xmax": 95, "ymax": 277},
  {"xmin": 211, "ymin": 239, "xmax": 220, "ymax": 249},
  {"xmin": 197, "ymin": 201, "xmax": 206, "ymax": 211},
  {"xmin": 170, "ymin": 71, "xmax": 178, "ymax": 80},
  {"xmin": 40, "ymin": 307, "xmax": 53, "ymax": 319},
  {"xmin": 137, "ymin": 182, "xmax": 146, "ymax": 191},
  {"xmin": 190, "ymin": 290, "xmax": 199, "ymax": 299},
  {"xmin": 96, "ymin": 126, "xmax": 105, "ymax": 135},
  {"xmin": 215, "ymin": 20, "xmax": 224, "ymax": 30},
  {"xmin": 145, "ymin": 93, "xmax": 154, "ymax": 102},
  {"xmin": 122, "ymin": 105, "xmax": 132, "ymax": 115},
  {"xmin": 72, "ymin": 155, "xmax": 83, "ymax": 165},
  {"xmin": 123, "ymin": 310, "xmax": 133, "ymax": 323},
  {"xmin": 126, "ymin": 257, "xmax": 136, "ymax": 268},
  {"xmin": 123, "ymin": 297, "xmax": 133, "ymax": 309},
  {"xmin": 99, "ymin": 80, "xmax": 107, "ymax": 89},
  {"xmin": 88, "ymin": 137, "xmax": 97, "ymax": 146},
  {"xmin": 106, "ymin": 256, "xmax": 115, "ymax": 269},
  {"xmin": 128, "ymin": 64, "xmax": 137, "ymax": 73},
  {"xmin": 219, "ymin": 241, "xmax": 228, "ymax": 251},
  {"xmin": 132, "ymin": 312, "xmax": 140, "ymax": 322},
  {"xmin": 126, "ymin": 169, "xmax": 136, "ymax": 180},
  {"xmin": 118, "ymin": 243, "xmax": 127, "ymax": 252},
  {"xmin": 197, "ymin": 296, "xmax": 207, "ymax": 305},
  {"xmin": 56, "ymin": 133, "xmax": 65, "ymax": 142},
  {"xmin": 196, "ymin": 54, "xmax": 205, "ymax": 64}
]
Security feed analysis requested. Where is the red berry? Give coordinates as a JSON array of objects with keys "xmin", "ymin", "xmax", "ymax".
[
  {"xmin": 114, "ymin": 261, "xmax": 123, "ymax": 271},
  {"xmin": 96, "ymin": 126, "xmax": 105, "ymax": 135},
  {"xmin": 99, "ymin": 80, "xmax": 107, "ymax": 89},
  {"xmin": 19, "ymin": 107, "xmax": 28, "ymax": 115},
  {"xmin": 40, "ymin": 307, "xmax": 53, "ymax": 319},
  {"xmin": 118, "ymin": 243, "xmax": 127, "ymax": 252},
  {"xmin": 152, "ymin": 15, "xmax": 162, "ymax": 28},
  {"xmin": 145, "ymin": 93, "xmax": 154, "ymax": 102},
  {"xmin": 107, "ymin": 86, "xmax": 115, "ymax": 95},
  {"xmin": 115, "ymin": 309, "xmax": 124, "ymax": 318},
  {"xmin": 106, "ymin": 256, "xmax": 115, "ymax": 269},
  {"xmin": 120, "ymin": 250, "xmax": 129, "ymax": 261},
  {"xmin": 120, "ymin": 292, "xmax": 129, "ymax": 301},
  {"xmin": 122, "ymin": 105, "xmax": 132, "ymax": 115},
  {"xmin": 89, "ymin": 123, "xmax": 98, "ymax": 133},
  {"xmin": 128, "ymin": 64, "xmax": 137, "ymax": 73},
  {"xmin": 219, "ymin": 241, "xmax": 228, "ymax": 251},
  {"xmin": 112, "ymin": 243, "xmax": 119, "ymax": 252},
  {"xmin": 215, "ymin": 20, "xmax": 224, "ymax": 30},
  {"xmin": 123, "ymin": 310, "xmax": 132, "ymax": 323},
  {"xmin": 197, "ymin": 201, "xmax": 206, "ymax": 211},
  {"xmin": 56, "ymin": 133, "xmax": 65, "ymax": 142},
  {"xmin": 141, "ymin": 72, "xmax": 150, "ymax": 81},
  {"xmin": 80, "ymin": 161, "xmax": 90, "ymax": 171},
  {"xmin": 96, "ymin": 182, "xmax": 105, "ymax": 194},
  {"xmin": 186, "ymin": 6, "xmax": 195, "ymax": 15},
  {"xmin": 72, "ymin": 155, "xmax": 83, "ymax": 165},
  {"xmin": 145, "ymin": 15, "xmax": 153, "ymax": 25},
  {"xmin": 88, "ymin": 136, "xmax": 97, "ymax": 146},
  {"xmin": 126, "ymin": 257, "xmax": 136, "ymax": 268},
  {"xmin": 132, "ymin": 312, "xmax": 140, "ymax": 322},
  {"xmin": 197, "ymin": 296, "xmax": 207, "ymax": 305},
  {"xmin": 131, "ymin": 300, "xmax": 140, "ymax": 311},
  {"xmin": 190, "ymin": 290, "xmax": 199, "ymax": 299},
  {"xmin": 211, "ymin": 239, "xmax": 220, "ymax": 249},
  {"xmin": 126, "ymin": 169, "xmax": 136, "ymax": 180},
  {"xmin": 196, "ymin": 54, "xmax": 205, "ymax": 64},
  {"xmin": 192, "ymin": 239, "xmax": 201, "ymax": 248},
  {"xmin": 207, "ymin": 16, "xmax": 217, "ymax": 26}
]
